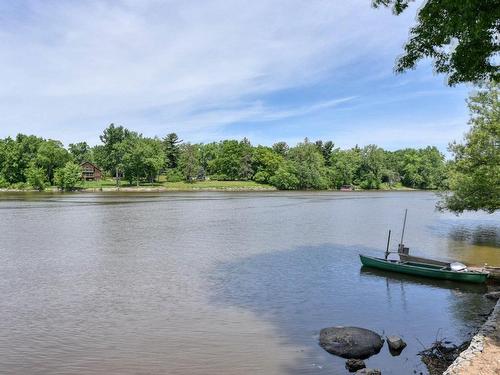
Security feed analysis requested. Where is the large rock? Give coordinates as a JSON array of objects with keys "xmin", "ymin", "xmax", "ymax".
[
  {"xmin": 319, "ymin": 326, "xmax": 384, "ymax": 359},
  {"xmin": 386, "ymin": 335, "xmax": 407, "ymax": 355},
  {"xmin": 355, "ymin": 369, "xmax": 381, "ymax": 375},
  {"xmin": 345, "ymin": 359, "xmax": 366, "ymax": 372}
]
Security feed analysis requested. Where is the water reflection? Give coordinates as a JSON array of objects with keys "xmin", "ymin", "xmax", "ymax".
[
  {"xmin": 359, "ymin": 267, "xmax": 488, "ymax": 294},
  {"xmin": 1, "ymin": 192, "xmax": 498, "ymax": 375},
  {"xmin": 448, "ymin": 225, "xmax": 499, "ymax": 246},
  {"xmin": 359, "ymin": 267, "xmax": 494, "ymax": 338},
  {"xmin": 210, "ymin": 244, "xmax": 492, "ymax": 375}
]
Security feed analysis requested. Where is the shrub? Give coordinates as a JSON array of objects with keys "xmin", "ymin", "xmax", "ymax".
[
  {"xmin": 253, "ymin": 171, "xmax": 270, "ymax": 184},
  {"xmin": 269, "ymin": 166, "xmax": 299, "ymax": 190},
  {"xmin": 26, "ymin": 164, "xmax": 47, "ymax": 191},
  {"xmin": 54, "ymin": 161, "xmax": 82, "ymax": 191},
  {"xmin": 0, "ymin": 175, "xmax": 8, "ymax": 188},
  {"xmin": 165, "ymin": 169, "xmax": 184, "ymax": 182}
]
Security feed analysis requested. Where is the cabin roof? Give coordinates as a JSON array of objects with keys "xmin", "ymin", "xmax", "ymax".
[{"xmin": 80, "ymin": 161, "xmax": 101, "ymax": 172}]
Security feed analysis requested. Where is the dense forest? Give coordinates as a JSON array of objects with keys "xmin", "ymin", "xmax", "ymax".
[{"xmin": 0, "ymin": 125, "xmax": 448, "ymax": 191}]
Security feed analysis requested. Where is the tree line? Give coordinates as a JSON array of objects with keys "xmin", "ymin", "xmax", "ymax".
[
  {"xmin": 1, "ymin": 85, "xmax": 496, "ymax": 214},
  {"xmin": 0, "ymin": 126, "xmax": 448, "ymax": 191}
]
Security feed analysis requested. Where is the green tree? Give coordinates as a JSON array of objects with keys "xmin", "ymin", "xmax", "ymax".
[
  {"xmin": 209, "ymin": 140, "xmax": 242, "ymax": 180},
  {"xmin": 54, "ymin": 161, "xmax": 83, "ymax": 191},
  {"xmin": 252, "ymin": 146, "xmax": 285, "ymax": 184},
  {"xmin": 99, "ymin": 124, "xmax": 134, "ymax": 186},
  {"xmin": 269, "ymin": 162, "xmax": 300, "ymax": 190},
  {"xmin": 179, "ymin": 143, "xmax": 200, "ymax": 182},
  {"xmin": 359, "ymin": 145, "xmax": 385, "ymax": 189},
  {"xmin": 329, "ymin": 148, "xmax": 362, "ymax": 188},
  {"xmin": 25, "ymin": 163, "xmax": 47, "ymax": 190},
  {"xmin": 163, "ymin": 133, "xmax": 182, "ymax": 169},
  {"xmin": 121, "ymin": 136, "xmax": 165, "ymax": 185},
  {"xmin": 288, "ymin": 140, "xmax": 328, "ymax": 189},
  {"xmin": 143, "ymin": 138, "xmax": 165, "ymax": 183},
  {"xmin": 374, "ymin": 0, "xmax": 499, "ymax": 85},
  {"xmin": 199, "ymin": 142, "xmax": 219, "ymax": 175},
  {"xmin": 418, "ymin": 147, "xmax": 447, "ymax": 189},
  {"xmin": 439, "ymin": 85, "xmax": 500, "ymax": 213},
  {"xmin": 122, "ymin": 135, "xmax": 146, "ymax": 186},
  {"xmin": 0, "ymin": 137, "xmax": 19, "ymax": 183},
  {"xmin": 35, "ymin": 139, "xmax": 70, "ymax": 184},
  {"xmin": 272, "ymin": 141, "xmax": 289, "ymax": 157},
  {"xmin": 239, "ymin": 138, "xmax": 254, "ymax": 180},
  {"xmin": 92, "ymin": 145, "xmax": 107, "ymax": 174},
  {"xmin": 315, "ymin": 140, "xmax": 335, "ymax": 166},
  {"xmin": 0, "ymin": 135, "xmax": 44, "ymax": 184},
  {"xmin": 68, "ymin": 142, "xmax": 93, "ymax": 164}
]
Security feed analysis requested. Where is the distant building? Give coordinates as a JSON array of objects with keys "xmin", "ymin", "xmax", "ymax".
[{"xmin": 80, "ymin": 162, "xmax": 102, "ymax": 181}]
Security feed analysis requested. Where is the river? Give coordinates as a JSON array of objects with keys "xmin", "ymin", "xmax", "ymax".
[{"xmin": 0, "ymin": 191, "xmax": 498, "ymax": 374}]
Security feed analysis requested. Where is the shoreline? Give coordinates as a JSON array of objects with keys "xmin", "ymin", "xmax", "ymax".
[
  {"xmin": 444, "ymin": 296, "xmax": 500, "ymax": 375},
  {"xmin": 0, "ymin": 186, "xmax": 423, "ymax": 193}
]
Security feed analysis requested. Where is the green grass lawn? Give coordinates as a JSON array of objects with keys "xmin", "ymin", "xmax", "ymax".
[
  {"xmin": 161, "ymin": 180, "xmax": 274, "ymax": 190},
  {"xmin": 82, "ymin": 178, "xmax": 275, "ymax": 190}
]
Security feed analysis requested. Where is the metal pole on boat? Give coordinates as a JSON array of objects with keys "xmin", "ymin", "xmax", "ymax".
[
  {"xmin": 385, "ymin": 230, "xmax": 391, "ymax": 260},
  {"xmin": 400, "ymin": 209, "xmax": 408, "ymax": 247}
]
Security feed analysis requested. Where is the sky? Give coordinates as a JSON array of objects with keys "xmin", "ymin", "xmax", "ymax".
[{"xmin": 0, "ymin": 0, "xmax": 475, "ymax": 152}]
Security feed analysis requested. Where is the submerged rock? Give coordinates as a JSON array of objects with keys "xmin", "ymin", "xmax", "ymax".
[
  {"xmin": 355, "ymin": 369, "xmax": 381, "ymax": 375},
  {"xmin": 345, "ymin": 358, "xmax": 366, "ymax": 372},
  {"xmin": 319, "ymin": 326, "xmax": 384, "ymax": 359},
  {"xmin": 387, "ymin": 335, "xmax": 407, "ymax": 355},
  {"xmin": 484, "ymin": 291, "xmax": 500, "ymax": 301}
]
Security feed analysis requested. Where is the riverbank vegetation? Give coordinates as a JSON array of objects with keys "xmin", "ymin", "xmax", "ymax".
[
  {"xmin": 0, "ymin": 129, "xmax": 448, "ymax": 192},
  {"xmin": 1, "ymin": 85, "xmax": 497, "ymax": 208}
]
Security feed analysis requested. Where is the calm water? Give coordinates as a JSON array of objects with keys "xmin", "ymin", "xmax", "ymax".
[{"xmin": 0, "ymin": 191, "xmax": 499, "ymax": 375}]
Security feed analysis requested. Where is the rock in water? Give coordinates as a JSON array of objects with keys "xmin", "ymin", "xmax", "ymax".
[
  {"xmin": 355, "ymin": 369, "xmax": 381, "ymax": 375},
  {"xmin": 319, "ymin": 326, "xmax": 384, "ymax": 359},
  {"xmin": 345, "ymin": 358, "xmax": 366, "ymax": 372},
  {"xmin": 386, "ymin": 335, "xmax": 407, "ymax": 355},
  {"xmin": 484, "ymin": 291, "xmax": 500, "ymax": 301}
]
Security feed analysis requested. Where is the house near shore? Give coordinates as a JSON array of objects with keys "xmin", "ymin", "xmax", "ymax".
[{"xmin": 80, "ymin": 161, "xmax": 102, "ymax": 181}]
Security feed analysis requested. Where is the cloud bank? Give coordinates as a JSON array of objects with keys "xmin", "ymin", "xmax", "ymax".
[{"xmin": 0, "ymin": 0, "xmax": 469, "ymax": 149}]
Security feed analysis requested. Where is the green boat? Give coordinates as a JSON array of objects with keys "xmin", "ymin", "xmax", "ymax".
[{"xmin": 359, "ymin": 254, "xmax": 489, "ymax": 284}]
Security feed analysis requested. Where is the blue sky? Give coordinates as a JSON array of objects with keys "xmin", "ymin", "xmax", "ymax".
[{"xmin": 0, "ymin": 0, "xmax": 473, "ymax": 152}]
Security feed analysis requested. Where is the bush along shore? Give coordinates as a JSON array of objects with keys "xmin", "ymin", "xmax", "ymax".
[{"xmin": 0, "ymin": 125, "xmax": 448, "ymax": 192}]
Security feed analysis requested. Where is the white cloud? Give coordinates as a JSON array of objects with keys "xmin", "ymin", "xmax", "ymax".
[
  {"xmin": 333, "ymin": 119, "xmax": 470, "ymax": 154},
  {"xmin": 0, "ymin": 0, "xmax": 431, "ymax": 144}
]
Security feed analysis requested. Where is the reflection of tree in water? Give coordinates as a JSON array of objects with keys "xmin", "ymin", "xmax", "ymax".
[
  {"xmin": 449, "ymin": 225, "xmax": 499, "ymax": 246},
  {"xmin": 447, "ymin": 291, "xmax": 496, "ymax": 338},
  {"xmin": 359, "ymin": 267, "xmax": 493, "ymax": 339},
  {"xmin": 435, "ymin": 220, "xmax": 500, "ymax": 247}
]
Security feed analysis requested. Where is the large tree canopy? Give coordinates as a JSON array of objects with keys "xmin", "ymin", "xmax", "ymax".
[
  {"xmin": 439, "ymin": 84, "xmax": 500, "ymax": 213},
  {"xmin": 373, "ymin": 0, "xmax": 500, "ymax": 85}
]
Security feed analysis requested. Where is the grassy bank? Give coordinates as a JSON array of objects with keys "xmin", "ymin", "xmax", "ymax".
[
  {"xmin": 0, "ymin": 179, "xmax": 424, "ymax": 193},
  {"xmin": 81, "ymin": 179, "xmax": 276, "ymax": 191}
]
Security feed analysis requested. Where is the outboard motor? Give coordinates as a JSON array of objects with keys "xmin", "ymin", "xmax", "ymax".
[{"xmin": 450, "ymin": 262, "xmax": 467, "ymax": 272}]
